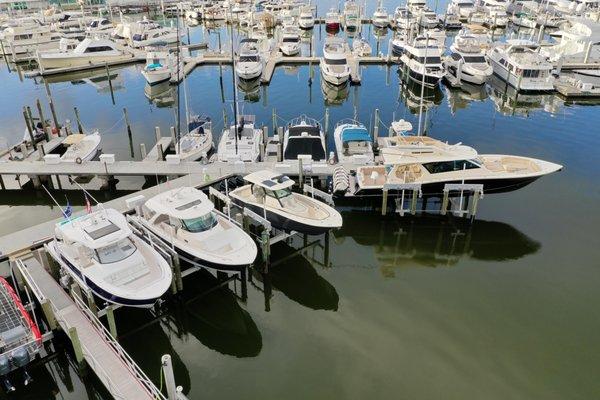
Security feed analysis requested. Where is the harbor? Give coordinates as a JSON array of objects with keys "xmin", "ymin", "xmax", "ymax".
[{"xmin": 0, "ymin": 0, "xmax": 599, "ymax": 399}]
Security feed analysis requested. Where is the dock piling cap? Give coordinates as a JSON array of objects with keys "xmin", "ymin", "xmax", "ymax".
[{"xmin": 243, "ymin": 170, "xmax": 295, "ymax": 191}]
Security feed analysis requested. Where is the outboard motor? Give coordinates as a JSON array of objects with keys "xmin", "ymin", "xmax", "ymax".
[
  {"xmin": 12, "ymin": 347, "xmax": 32, "ymax": 386},
  {"xmin": 0, "ymin": 354, "xmax": 14, "ymax": 392}
]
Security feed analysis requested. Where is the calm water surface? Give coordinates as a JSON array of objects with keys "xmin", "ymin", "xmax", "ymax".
[{"xmin": 0, "ymin": 2, "xmax": 599, "ymax": 398}]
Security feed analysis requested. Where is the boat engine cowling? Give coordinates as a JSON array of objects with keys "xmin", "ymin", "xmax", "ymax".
[
  {"xmin": 11, "ymin": 347, "xmax": 30, "ymax": 368},
  {"xmin": 0, "ymin": 354, "xmax": 10, "ymax": 376}
]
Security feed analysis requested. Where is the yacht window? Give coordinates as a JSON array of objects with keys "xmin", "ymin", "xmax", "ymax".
[
  {"xmin": 182, "ymin": 213, "xmax": 218, "ymax": 232},
  {"xmin": 84, "ymin": 46, "xmax": 114, "ymax": 53},
  {"xmin": 523, "ymin": 69, "xmax": 540, "ymax": 78},
  {"xmin": 451, "ymin": 53, "xmax": 462, "ymax": 61},
  {"xmin": 176, "ymin": 199, "xmax": 203, "ymax": 211},
  {"xmin": 415, "ymin": 56, "xmax": 441, "ymax": 64},
  {"xmin": 240, "ymin": 55, "xmax": 258, "ymax": 62},
  {"xmin": 325, "ymin": 58, "xmax": 347, "ymax": 65},
  {"xmin": 94, "ymin": 238, "xmax": 137, "ymax": 264},
  {"xmin": 282, "ymin": 37, "xmax": 299, "ymax": 42},
  {"xmin": 423, "ymin": 159, "xmax": 481, "ymax": 174},
  {"xmin": 463, "ymin": 56, "xmax": 486, "ymax": 63}
]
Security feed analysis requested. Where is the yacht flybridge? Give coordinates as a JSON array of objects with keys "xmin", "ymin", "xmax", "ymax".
[
  {"xmin": 135, "ymin": 187, "xmax": 257, "ymax": 271},
  {"xmin": 229, "ymin": 170, "xmax": 343, "ymax": 234},
  {"xmin": 47, "ymin": 208, "xmax": 173, "ymax": 308}
]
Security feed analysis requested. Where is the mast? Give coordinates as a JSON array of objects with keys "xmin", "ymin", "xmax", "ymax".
[
  {"xmin": 176, "ymin": 7, "xmax": 182, "ymax": 154},
  {"xmin": 229, "ymin": 4, "xmax": 239, "ymax": 155},
  {"xmin": 417, "ymin": 34, "xmax": 428, "ymax": 136}
]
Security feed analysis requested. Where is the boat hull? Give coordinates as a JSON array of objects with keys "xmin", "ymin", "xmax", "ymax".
[{"xmin": 39, "ymin": 54, "xmax": 134, "ymax": 70}]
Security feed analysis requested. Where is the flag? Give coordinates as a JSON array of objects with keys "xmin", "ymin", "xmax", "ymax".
[
  {"xmin": 84, "ymin": 194, "xmax": 92, "ymax": 214},
  {"xmin": 63, "ymin": 201, "xmax": 72, "ymax": 219}
]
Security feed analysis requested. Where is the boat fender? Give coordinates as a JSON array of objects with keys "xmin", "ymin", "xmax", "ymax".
[
  {"xmin": 75, "ymin": 157, "xmax": 83, "ymax": 164},
  {"xmin": 11, "ymin": 347, "xmax": 30, "ymax": 368},
  {"xmin": 0, "ymin": 355, "xmax": 10, "ymax": 376}
]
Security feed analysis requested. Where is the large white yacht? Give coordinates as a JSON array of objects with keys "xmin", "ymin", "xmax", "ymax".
[
  {"xmin": 343, "ymin": 1, "xmax": 360, "ymax": 31},
  {"xmin": 445, "ymin": 36, "xmax": 493, "ymax": 85},
  {"xmin": 298, "ymin": 6, "xmax": 315, "ymax": 29},
  {"xmin": 417, "ymin": 8, "xmax": 439, "ymax": 28},
  {"xmin": 283, "ymin": 115, "xmax": 327, "ymax": 163},
  {"xmin": 236, "ymin": 38, "xmax": 263, "ymax": 80},
  {"xmin": 131, "ymin": 25, "xmax": 181, "ymax": 48},
  {"xmin": 217, "ymin": 115, "xmax": 262, "ymax": 162},
  {"xmin": 399, "ymin": 35, "xmax": 445, "ymax": 87},
  {"xmin": 280, "ymin": 26, "xmax": 300, "ymax": 56},
  {"xmin": 488, "ymin": 40, "xmax": 555, "ymax": 91},
  {"xmin": 37, "ymin": 37, "xmax": 133, "ymax": 70},
  {"xmin": 135, "ymin": 187, "xmax": 257, "ymax": 271},
  {"xmin": 333, "ymin": 119, "xmax": 374, "ymax": 164},
  {"xmin": 448, "ymin": 0, "xmax": 475, "ymax": 18},
  {"xmin": 229, "ymin": 171, "xmax": 343, "ymax": 234},
  {"xmin": 46, "ymin": 208, "xmax": 173, "ymax": 308},
  {"xmin": 0, "ymin": 24, "xmax": 61, "ymax": 56},
  {"xmin": 320, "ymin": 37, "xmax": 351, "ymax": 86},
  {"xmin": 372, "ymin": 5, "xmax": 390, "ymax": 28}
]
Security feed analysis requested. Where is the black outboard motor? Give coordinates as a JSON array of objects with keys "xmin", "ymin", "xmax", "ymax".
[
  {"xmin": 12, "ymin": 347, "xmax": 32, "ymax": 386},
  {"xmin": 237, "ymin": 117, "xmax": 244, "ymax": 140},
  {"xmin": 0, "ymin": 354, "xmax": 14, "ymax": 392}
]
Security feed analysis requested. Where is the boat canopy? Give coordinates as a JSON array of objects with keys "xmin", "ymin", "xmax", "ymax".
[
  {"xmin": 341, "ymin": 127, "xmax": 371, "ymax": 143},
  {"xmin": 243, "ymin": 170, "xmax": 295, "ymax": 190}
]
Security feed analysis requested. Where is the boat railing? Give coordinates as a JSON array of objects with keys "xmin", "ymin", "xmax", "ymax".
[
  {"xmin": 16, "ymin": 258, "xmax": 46, "ymax": 303},
  {"xmin": 287, "ymin": 115, "xmax": 320, "ymax": 128},
  {"xmin": 335, "ymin": 118, "xmax": 364, "ymax": 129},
  {"xmin": 70, "ymin": 291, "xmax": 167, "ymax": 400}
]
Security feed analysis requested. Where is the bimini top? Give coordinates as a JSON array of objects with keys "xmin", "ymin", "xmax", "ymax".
[
  {"xmin": 144, "ymin": 187, "xmax": 214, "ymax": 220},
  {"xmin": 341, "ymin": 127, "xmax": 371, "ymax": 143},
  {"xmin": 55, "ymin": 208, "xmax": 131, "ymax": 250},
  {"xmin": 243, "ymin": 170, "xmax": 295, "ymax": 190}
]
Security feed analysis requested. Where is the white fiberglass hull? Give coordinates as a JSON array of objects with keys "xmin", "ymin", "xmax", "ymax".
[{"xmin": 38, "ymin": 53, "xmax": 135, "ymax": 70}]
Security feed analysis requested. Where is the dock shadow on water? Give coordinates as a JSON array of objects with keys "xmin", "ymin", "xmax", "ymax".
[
  {"xmin": 253, "ymin": 241, "xmax": 339, "ymax": 312},
  {"xmin": 176, "ymin": 270, "xmax": 262, "ymax": 358},
  {"xmin": 334, "ymin": 212, "xmax": 541, "ymax": 274}
]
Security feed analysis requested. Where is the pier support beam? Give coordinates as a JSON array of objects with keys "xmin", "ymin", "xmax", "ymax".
[{"xmin": 68, "ymin": 327, "xmax": 86, "ymax": 368}]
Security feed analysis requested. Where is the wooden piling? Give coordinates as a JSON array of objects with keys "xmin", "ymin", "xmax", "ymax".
[
  {"xmin": 106, "ymin": 306, "xmax": 118, "ymax": 339},
  {"xmin": 74, "ymin": 107, "xmax": 84, "ymax": 134},
  {"xmin": 381, "ymin": 188, "xmax": 388, "ymax": 215},
  {"xmin": 23, "ymin": 107, "xmax": 36, "ymax": 150},
  {"xmin": 43, "ymin": 80, "xmax": 60, "ymax": 133},
  {"xmin": 68, "ymin": 327, "xmax": 86, "ymax": 367},
  {"xmin": 36, "ymin": 99, "xmax": 49, "ymax": 141},
  {"xmin": 140, "ymin": 143, "xmax": 147, "ymax": 159},
  {"xmin": 40, "ymin": 299, "xmax": 57, "ymax": 330}
]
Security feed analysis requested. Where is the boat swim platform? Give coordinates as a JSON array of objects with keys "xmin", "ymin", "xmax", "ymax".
[{"xmin": 12, "ymin": 252, "xmax": 165, "ymax": 400}]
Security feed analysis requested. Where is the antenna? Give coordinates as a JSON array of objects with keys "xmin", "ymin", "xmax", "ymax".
[
  {"xmin": 68, "ymin": 177, "xmax": 103, "ymax": 209},
  {"xmin": 41, "ymin": 185, "xmax": 67, "ymax": 217}
]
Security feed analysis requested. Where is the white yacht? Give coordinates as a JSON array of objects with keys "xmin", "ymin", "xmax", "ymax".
[
  {"xmin": 131, "ymin": 26, "xmax": 180, "ymax": 48},
  {"xmin": 333, "ymin": 119, "xmax": 374, "ymax": 164},
  {"xmin": 372, "ymin": 5, "xmax": 390, "ymax": 28},
  {"xmin": 298, "ymin": 6, "xmax": 315, "ymax": 29},
  {"xmin": 86, "ymin": 18, "xmax": 113, "ymax": 35},
  {"xmin": 280, "ymin": 26, "xmax": 300, "ymax": 56},
  {"xmin": 408, "ymin": 0, "xmax": 427, "ymax": 12},
  {"xmin": 229, "ymin": 170, "xmax": 343, "ymax": 235},
  {"xmin": 135, "ymin": 187, "xmax": 257, "ymax": 271},
  {"xmin": 46, "ymin": 208, "xmax": 173, "ymax": 308},
  {"xmin": 399, "ymin": 35, "xmax": 445, "ymax": 87},
  {"xmin": 60, "ymin": 132, "xmax": 102, "ymax": 163},
  {"xmin": 236, "ymin": 38, "xmax": 263, "ymax": 80},
  {"xmin": 391, "ymin": 32, "xmax": 408, "ymax": 56},
  {"xmin": 445, "ymin": 36, "xmax": 493, "ymax": 85},
  {"xmin": 320, "ymin": 37, "xmax": 351, "ymax": 86},
  {"xmin": 37, "ymin": 37, "xmax": 133, "ymax": 70},
  {"xmin": 484, "ymin": 6, "xmax": 508, "ymax": 28},
  {"xmin": 443, "ymin": 12, "xmax": 462, "ymax": 29},
  {"xmin": 283, "ymin": 115, "xmax": 326, "ymax": 162},
  {"xmin": 343, "ymin": 1, "xmax": 360, "ymax": 31},
  {"xmin": 378, "ymin": 135, "xmax": 477, "ymax": 165},
  {"xmin": 217, "ymin": 115, "xmax": 262, "ymax": 162},
  {"xmin": 488, "ymin": 40, "xmax": 555, "ymax": 91},
  {"xmin": 448, "ymin": 0, "xmax": 475, "ymax": 18},
  {"xmin": 1, "ymin": 24, "xmax": 61, "ymax": 56},
  {"xmin": 394, "ymin": 6, "xmax": 415, "ymax": 30},
  {"xmin": 540, "ymin": 18, "xmax": 600, "ymax": 64},
  {"xmin": 176, "ymin": 115, "xmax": 213, "ymax": 161},
  {"xmin": 325, "ymin": 8, "xmax": 341, "ymax": 32},
  {"xmin": 141, "ymin": 50, "xmax": 181, "ymax": 86},
  {"xmin": 417, "ymin": 8, "xmax": 439, "ymax": 28}
]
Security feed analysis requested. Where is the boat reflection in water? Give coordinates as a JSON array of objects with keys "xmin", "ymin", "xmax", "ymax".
[
  {"xmin": 321, "ymin": 78, "xmax": 349, "ymax": 105},
  {"xmin": 397, "ymin": 76, "xmax": 443, "ymax": 114},
  {"xmin": 118, "ymin": 309, "xmax": 191, "ymax": 395},
  {"xmin": 333, "ymin": 212, "xmax": 541, "ymax": 276},
  {"xmin": 43, "ymin": 66, "xmax": 125, "ymax": 93},
  {"xmin": 253, "ymin": 241, "xmax": 339, "ymax": 311},
  {"xmin": 177, "ymin": 270, "xmax": 262, "ymax": 358},
  {"xmin": 487, "ymin": 74, "xmax": 561, "ymax": 116},
  {"xmin": 237, "ymin": 77, "xmax": 261, "ymax": 103},
  {"xmin": 145, "ymin": 81, "xmax": 176, "ymax": 107},
  {"xmin": 443, "ymin": 81, "xmax": 489, "ymax": 114}
]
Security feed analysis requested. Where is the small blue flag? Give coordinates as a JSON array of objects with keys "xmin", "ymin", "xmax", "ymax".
[{"xmin": 63, "ymin": 201, "xmax": 72, "ymax": 219}]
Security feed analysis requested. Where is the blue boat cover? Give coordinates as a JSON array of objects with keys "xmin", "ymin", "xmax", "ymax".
[{"xmin": 341, "ymin": 127, "xmax": 371, "ymax": 142}]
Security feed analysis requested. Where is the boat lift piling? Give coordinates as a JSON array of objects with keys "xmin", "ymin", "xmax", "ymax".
[{"xmin": 73, "ymin": 107, "xmax": 84, "ymax": 134}]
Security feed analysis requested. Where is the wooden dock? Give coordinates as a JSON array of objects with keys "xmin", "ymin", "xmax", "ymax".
[
  {"xmin": 554, "ymin": 80, "xmax": 600, "ymax": 99},
  {"xmin": 14, "ymin": 252, "xmax": 165, "ymax": 400}
]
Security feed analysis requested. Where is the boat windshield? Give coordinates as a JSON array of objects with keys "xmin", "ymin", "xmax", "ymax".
[
  {"xmin": 423, "ymin": 159, "xmax": 481, "ymax": 174},
  {"xmin": 267, "ymin": 188, "xmax": 292, "ymax": 199},
  {"xmin": 94, "ymin": 238, "xmax": 137, "ymax": 264},
  {"xmin": 240, "ymin": 55, "xmax": 258, "ymax": 62},
  {"xmin": 182, "ymin": 213, "xmax": 218, "ymax": 233}
]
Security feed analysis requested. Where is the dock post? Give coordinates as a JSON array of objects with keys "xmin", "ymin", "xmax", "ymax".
[
  {"xmin": 155, "ymin": 126, "xmax": 161, "ymax": 143},
  {"xmin": 261, "ymin": 229, "xmax": 270, "ymax": 273},
  {"xmin": 272, "ymin": 108, "xmax": 277, "ymax": 134},
  {"xmin": 68, "ymin": 327, "xmax": 86, "ymax": 368},
  {"xmin": 298, "ymin": 157, "xmax": 304, "ymax": 189},
  {"xmin": 381, "ymin": 188, "xmax": 388, "ymax": 215},
  {"xmin": 441, "ymin": 190, "xmax": 449, "ymax": 216},
  {"xmin": 170, "ymin": 126, "xmax": 177, "ymax": 149},
  {"xmin": 411, "ymin": 189, "xmax": 419, "ymax": 215},
  {"xmin": 324, "ymin": 107, "xmax": 330, "ymax": 138},
  {"xmin": 38, "ymin": 143, "xmax": 46, "ymax": 161},
  {"xmin": 584, "ymin": 41, "xmax": 592, "ymax": 64},
  {"xmin": 40, "ymin": 300, "xmax": 57, "ymax": 330},
  {"xmin": 140, "ymin": 143, "xmax": 147, "ymax": 159},
  {"xmin": 36, "ymin": 99, "xmax": 49, "ymax": 141},
  {"xmin": 43, "ymin": 80, "xmax": 60, "ymax": 132},
  {"xmin": 123, "ymin": 108, "xmax": 133, "ymax": 138},
  {"xmin": 373, "ymin": 108, "xmax": 380, "ymax": 147},
  {"xmin": 106, "ymin": 305, "xmax": 118, "ymax": 339},
  {"xmin": 23, "ymin": 107, "xmax": 36, "ymax": 150},
  {"xmin": 222, "ymin": 108, "xmax": 228, "ymax": 128},
  {"xmin": 173, "ymin": 253, "xmax": 183, "ymax": 292},
  {"xmin": 74, "ymin": 107, "xmax": 84, "ymax": 134},
  {"xmin": 161, "ymin": 355, "xmax": 179, "ymax": 400}
]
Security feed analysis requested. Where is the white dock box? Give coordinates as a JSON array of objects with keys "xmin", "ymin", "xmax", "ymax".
[
  {"xmin": 100, "ymin": 154, "xmax": 115, "ymax": 164},
  {"xmin": 166, "ymin": 154, "xmax": 181, "ymax": 165},
  {"xmin": 44, "ymin": 154, "xmax": 61, "ymax": 164}
]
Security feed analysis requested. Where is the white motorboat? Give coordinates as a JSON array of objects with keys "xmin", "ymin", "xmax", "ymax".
[
  {"xmin": 229, "ymin": 170, "xmax": 343, "ymax": 234},
  {"xmin": 141, "ymin": 50, "xmax": 181, "ymax": 86},
  {"xmin": 60, "ymin": 132, "xmax": 101, "ymax": 163},
  {"xmin": 217, "ymin": 115, "xmax": 262, "ymax": 162},
  {"xmin": 488, "ymin": 39, "xmax": 555, "ymax": 91},
  {"xmin": 445, "ymin": 36, "xmax": 493, "ymax": 85},
  {"xmin": 352, "ymin": 36, "xmax": 372, "ymax": 56},
  {"xmin": 394, "ymin": 6, "xmax": 415, "ymax": 30},
  {"xmin": 135, "ymin": 187, "xmax": 257, "ymax": 271},
  {"xmin": 325, "ymin": 8, "xmax": 341, "ymax": 32},
  {"xmin": 399, "ymin": 35, "xmax": 445, "ymax": 87},
  {"xmin": 46, "ymin": 208, "xmax": 172, "ymax": 308},
  {"xmin": 417, "ymin": 8, "xmax": 439, "ymax": 28},
  {"xmin": 236, "ymin": 38, "xmax": 263, "ymax": 80},
  {"xmin": 176, "ymin": 115, "xmax": 213, "ymax": 161},
  {"xmin": 343, "ymin": 1, "xmax": 360, "ymax": 31},
  {"xmin": 448, "ymin": 0, "xmax": 475, "ymax": 18},
  {"xmin": 408, "ymin": 0, "xmax": 427, "ymax": 12},
  {"xmin": 131, "ymin": 25, "xmax": 181, "ymax": 48},
  {"xmin": 443, "ymin": 12, "xmax": 462, "ymax": 29},
  {"xmin": 320, "ymin": 37, "xmax": 351, "ymax": 86},
  {"xmin": 283, "ymin": 115, "xmax": 326, "ymax": 162},
  {"xmin": 333, "ymin": 119, "xmax": 374, "ymax": 164},
  {"xmin": 298, "ymin": 6, "xmax": 315, "ymax": 29},
  {"xmin": 372, "ymin": 5, "xmax": 390, "ymax": 28},
  {"xmin": 37, "ymin": 37, "xmax": 134, "ymax": 70},
  {"xmin": 378, "ymin": 135, "xmax": 477, "ymax": 165},
  {"xmin": 86, "ymin": 18, "xmax": 113, "ymax": 35},
  {"xmin": 280, "ymin": 26, "xmax": 300, "ymax": 56},
  {"xmin": 0, "ymin": 23, "xmax": 61, "ymax": 56}
]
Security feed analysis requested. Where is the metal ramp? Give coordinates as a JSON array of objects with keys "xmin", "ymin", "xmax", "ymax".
[{"xmin": 14, "ymin": 253, "xmax": 165, "ymax": 400}]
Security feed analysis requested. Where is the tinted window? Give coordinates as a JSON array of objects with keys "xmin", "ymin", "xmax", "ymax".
[
  {"xmin": 423, "ymin": 159, "xmax": 481, "ymax": 174},
  {"xmin": 463, "ymin": 56, "xmax": 486, "ymax": 63},
  {"xmin": 325, "ymin": 58, "xmax": 347, "ymax": 65}
]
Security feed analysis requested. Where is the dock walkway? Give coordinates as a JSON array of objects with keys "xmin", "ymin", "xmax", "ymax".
[{"xmin": 15, "ymin": 253, "xmax": 164, "ymax": 400}]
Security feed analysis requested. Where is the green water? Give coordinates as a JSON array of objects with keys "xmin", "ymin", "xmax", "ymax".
[{"xmin": 0, "ymin": 6, "xmax": 599, "ymax": 399}]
